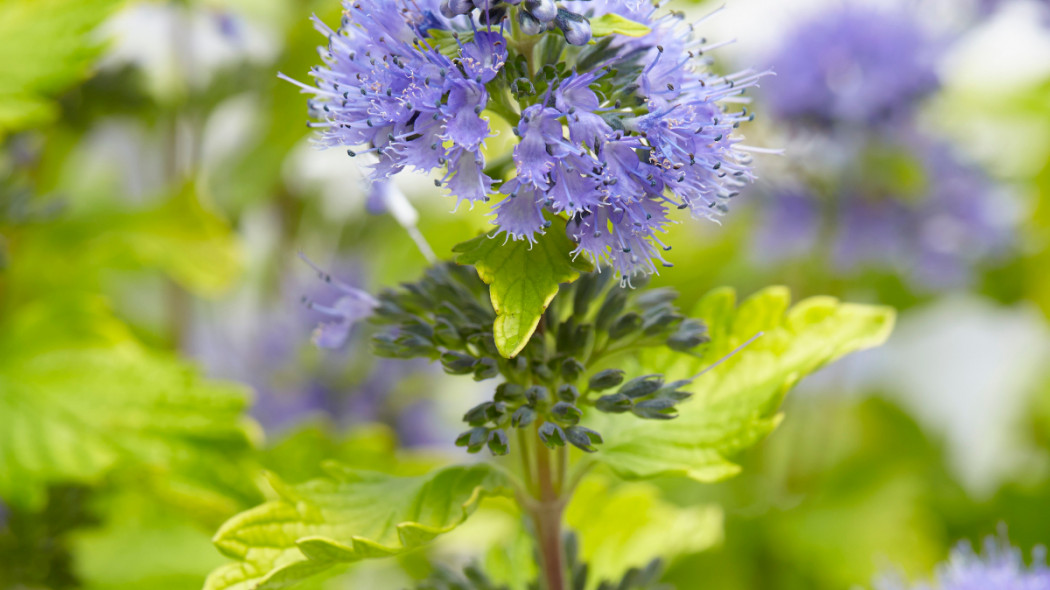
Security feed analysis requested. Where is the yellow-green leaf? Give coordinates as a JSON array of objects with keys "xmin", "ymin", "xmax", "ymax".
[
  {"xmin": 0, "ymin": 0, "xmax": 122, "ymax": 135},
  {"xmin": 588, "ymin": 13, "xmax": 652, "ymax": 38},
  {"xmin": 0, "ymin": 297, "xmax": 259, "ymax": 511},
  {"xmin": 205, "ymin": 464, "xmax": 513, "ymax": 590},
  {"xmin": 566, "ymin": 477, "xmax": 722, "ymax": 589},
  {"xmin": 590, "ymin": 287, "xmax": 895, "ymax": 482},
  {"xmin": 454, "ymin": 218, "xmax": 592, "ymax": 358}
]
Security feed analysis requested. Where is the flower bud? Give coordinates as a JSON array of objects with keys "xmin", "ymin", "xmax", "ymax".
[
  {"xmin": 619, "ymin": 374, "xmax": 664, "ymax": 398},
  {"xmin": 495, "ymin": 382, "xmax": 526, "ymax": 403},
  {"xmin": 555, "ymin": 9, "xmax": 591, "ymax": 46},
  {"xmin": 512, "ymin": 406, "xmax": 536, "ymax": 428},
  {"xmin": 557, "ymin": 383, "xmax": 580, "ymax": 402},
  {"xmin": 551, "ymin": 401, "xmax": 582, "ymax": 425},
  {"xmin": 441, "ymin": 351, "xmax": 477, "ymax": 375},
  {"xmin": 608, "ymin": 312, "xmax": 642, "ymax": 340},
  {"xmin": 439, "ymin": 0, "xmax": 459, "ymax": 19},
  {"xmin": 595, "ymin": 392, "xmax": 632, "ymax": 413},
  {"xmin": 560, "ymin": 358, "xmax": 585, "ymax": 382},
  {"xmin": 518, "ymin": 8, "xmax": 546, "ymax": 35},
  {"xmin": 455, "ymin": 427, "xmax": 489, "ymax": 452},
  {"xmin": 525, "ymin": 385, "xmax": 548, "ymax": 406},
  {"xmin": 448, "ymin": 0, "xmax": 475, "ymax": 15},
  {"xmin": 588, "ymin": 369, "xmax": 625, "ymax": 391},
  {"xmin": 632, "ymin": 398, "xmax": 678, "ymax": 420},
  {"xmin": 487, "ymin": 429, "xmax": 510, "ymax": 455},
  {"xmin": 538, "ymin": 422, "xmax": 567, "ymax": 448},
  {"xmin": 473, "ymin": 357, "xmax": 500, "ymax": 381},
  {"xmin": 524, "ymin": 0, "xmax": 557, "ymax": 22},
  {"xmin": 463, "ymin": 402, "xmax": 493, "ymax": 426},
  {"xmin": 565, "ymin": 426, "xmax": 603, "ymax": 452}
]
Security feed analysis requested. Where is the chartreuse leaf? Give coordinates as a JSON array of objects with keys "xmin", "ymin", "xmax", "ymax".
[
  {"xmin": 83, "ymin": 182, "xmax": 242, "ymax": 297},
  {"xmin": 588, "ymin": 13, "xmax": 652, "ymax": 38},
  {"xmin": 0, "ymin": 0, "xmax": 122, "ymax": 135},
  {"xmin": 565, "ymin": 477, "xmax": 722, "ymax": 590},
  {"xmin": 8, "ymin": 182, "xmax": 242, "ymax": 300},
  {"xmin": 71, "ymin": 490, "xmax": 227, "ymax": 590},
  {"xmin": 454, "ymin": 218, "xmax": 592, "ymax": 358},
  {"xmin": 591, "ymin": 287, "xmax": 895, "ymax": 481},
  {"xmin": 0, "ymin": 297, "xmax": 259, "ymax": 511},
  {"xmin": 205, "ymin": 463, "xmax": 513, "ymax": 590}
]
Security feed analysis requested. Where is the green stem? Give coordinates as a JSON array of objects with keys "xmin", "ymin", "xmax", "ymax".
[{"xmin": 518, "ymin": 427, "xmax": 536, "ymax": 495}]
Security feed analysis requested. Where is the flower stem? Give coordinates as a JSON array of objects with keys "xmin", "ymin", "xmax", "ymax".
[{"xmin": 530, "ymin": 436, "xmax": 567, "ymax": 590}]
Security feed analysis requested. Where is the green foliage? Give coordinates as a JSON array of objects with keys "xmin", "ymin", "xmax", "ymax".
[
  {"xmin": 0, "ymin": 486, "xmax": 96, "ymax": 590},
  {"xmin": 590, "ymin": 287, "xmax": 895, "ymax": 482},
  {"xmin": 454, "ymin": 218, "xmax": 593, "ymax": 358},
  {"xmin": 565, "ymin": 477, "xmax": 721, "ymax": 590},
  {"xmin": 588, "ymin": 14, "xmax": 652, "ymax": 38},
  {"xmin": 205, "ymin": 464, "xmax": 514, "ymax": 590},
  {"xmin": 8, "ymin": 183, "xmax": 241, "ymax": 299},
  {"xmin": 0, "ymin": 296, "xmax": 259, "ymax": 511},
  {"xmin": 0, "ymin": 0, "xmax": 122, "ymax": 135},
  {"xmin": 70, "ymin": 491, "xmax": 226, "ymax": 590}
]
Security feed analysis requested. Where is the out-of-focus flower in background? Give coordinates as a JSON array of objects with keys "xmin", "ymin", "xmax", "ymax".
[
  {"xmin": 746, "ymin": 1, "xmax": 1018, "ymax": 289},
  {"xmin": 762, "ymin": 4, "xmax": 939, "ymax": 127},
  {"xmin": 875, "ymin": 533, "xmax": 1050, "ymax": 590}
]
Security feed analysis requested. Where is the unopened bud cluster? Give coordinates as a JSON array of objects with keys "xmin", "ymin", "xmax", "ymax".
[
  {"xmin": 370, "ymin": 263, "xmax": 709, "ymax": 456},
  {"xmin": 440, "ymin": 0, "xmax": 592, "ymax": 45}
]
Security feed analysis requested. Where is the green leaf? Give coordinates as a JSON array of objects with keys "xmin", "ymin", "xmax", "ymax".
[
  {"xmin": 71, "ymin": 491, "xmax": 227, "ymax": 590},
  {"xmin": 588, "ymin": 13, "xmax": 652, "ymax": 38},
  {"xmin": 0, "ymin": 297, "xmax": 259, "ymax": 511},
  {"xmin": 9, "ymin": 182, "xmax": 242, "ymax": 300},
  {"xmin": 590, "ymin": 287, "xmax": 895, "ymax": 481},
  {"xmin": 565, "ymin": 476, "xmax": 722, "ymax": 590},
  {"xmin": 205, "ymin": 464, "xmax": 513, "ymax": 590},
  {"xmin": 84, "ymin": 182, "xmax": 242, "ymax": 297},
  {"xmin": 0, "ymin": 0, "xmax": 122, "ymax": 135},
  {"xmin": 454, "ymin": 218, "xmax": 592, "ymax": 358}
]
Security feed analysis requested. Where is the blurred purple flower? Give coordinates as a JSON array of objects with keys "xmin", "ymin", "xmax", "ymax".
[
  {"xmin": 753, "ymin": 140, "xmax": 1012, "ymax": 289},
  {"xmin": 763, "ymin": 4, "xmax": 940, "ymax": 126},
  {"xmin": 751, "ymin": 189, "xmax": 821, "ymax": 262},
  {"xmin": 187, "ymin": 257, "xmax": 369, "ymax": 433},
  {"xmin": 875, "ymin": 534, "xmax": 1050, "ymax": 590},
  {"xmin": 299, "ymin": 254, "xmax": 378, "ymax": 350}
]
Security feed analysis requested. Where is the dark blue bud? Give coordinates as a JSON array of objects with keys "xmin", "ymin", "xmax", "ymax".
[
  {"xmin": 538, "ymin": 422, "xmax": 566, "ymax": 448},
  {"xmin": 448, "ymin": 0, "xmax": 475, "ymax": 15},
  {"xmin": 565, "ymin": 426, "xmax": 603, "ymax": 452},
  {"xmin": 619, "ymin": 374, "xmax": 664, "ymax": 399},
  {"xmin": 495, "ymin": 382, "xmax": 526, "ymax": 403},
  {"xmin": 551, "ymin": 401, "xmax": 582, "ymax": 425},
  {"xmin": 557, "ymin": 383, "xmax": 580, "ymax": 402},
  {"xmin": 555, "ymin": 9, "xmax": 591, "ymax": 45},
  {"xmin": 588, "ymin": 369, "xmax": 625, "ymax": 391},
  {"xmin": 511, "ymin": 405, "xmax": 536, "ymax": 428},
  {"xmin": 487, "ymin": 429, "xmax": 510, "ymax": 455},
  {"xmin": 518, "ymin": 5, "xmax": 547, "ymax": 33},
  {"xmin": 524, "ymin": 0, "xmax": 557, "ymax": 21}
]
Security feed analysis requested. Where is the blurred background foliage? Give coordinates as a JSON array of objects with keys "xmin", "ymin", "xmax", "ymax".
[{"xmin": 1, "ymin": 0, "xmax": 1049, "ymax": 588}]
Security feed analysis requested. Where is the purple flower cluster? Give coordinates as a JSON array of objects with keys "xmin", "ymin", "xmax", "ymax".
[
  {"xmin": 876, "ymin": 535, "xmax": 1050, "ymax": 590},
  {"xmin": 288, "ymin": 0, "xmax": 762, "ymax": 277},
  {"xmin": 282, "ymin": 1, "xmax": 507, "ymax": 205},
  {"xmin": 763, "ymin": 4, "xmax": 939, "ymax": 125}
]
